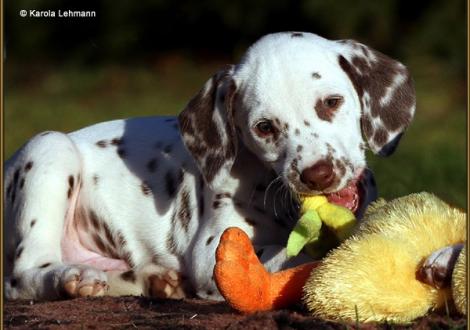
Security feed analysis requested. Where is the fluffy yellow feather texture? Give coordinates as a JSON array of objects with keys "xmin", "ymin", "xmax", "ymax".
[
  {"xmin": 452, "ymin": 245, "xmax": 466, "ymax": 315},
  {"xmin": 303, "ymin": 192, "xmax": 466, "ymax": 323}
]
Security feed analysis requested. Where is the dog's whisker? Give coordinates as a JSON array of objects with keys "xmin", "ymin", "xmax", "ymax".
[
  {"xmin": 264, "ymin": 176, "xmax": 282, "ymax": 209},
  {"xmin": 272, "ymin": 183, "xmax": 285, "ymax": 218},
  {"xmin": 247, "ymin": 186, "xmax": 257, "ymax": 207}
]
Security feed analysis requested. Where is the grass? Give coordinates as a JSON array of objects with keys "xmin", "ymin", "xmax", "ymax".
[{"xmin": 4, "ymin": 57, "xmax": 467, "ymax": 209}]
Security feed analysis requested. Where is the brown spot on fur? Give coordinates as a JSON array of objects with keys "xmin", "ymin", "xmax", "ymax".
[
  {"xmin": 103, "ymin": 223, "xmax": 116, "ymax": 248},
  {"xmin": 111, "ymin": 138, "xmax": 124, "ymax": 146},
  {"xmin": 40, "ymin": 262, "xmax": 51, "ymax": 269},
  {"xmin": 166, "ymin": 212, "xmax": 179, "ymax": 254},
  {"xmin": 117, "ymin": 231, "xmax": 126, "ymax": 247},
  {"xmin": 11, "ymin": 189, "xmax": 16, "ymax": 204},
  {"xmin": 24, "ymin": 161, "xmax": 33, "ymax": 172},
  {"xmin": 178, "ymin": 189, "xmax": 192, "ymax": 232},
  {"xmin": 326, "ymin": 143, "xmax": 336, "ymax": 155},
  {"xmin": 93, "ymin": 234, "xmax": 107, "ymax": 252},
  {"xmin": 89, "ymin": 210, "xmax": 101, "ymax": 231},
  {"xmin": 312, "ymin": 72, "xmax": 321, "ymax": 79},
  {"xmin": 16, "ymin": 246, "xmax": 23, "ymax": 259},
  {"xmin": 245, "ymin": 218, "xmax": 257, "ymax": 226},
  {"xmin": 335, "ymin": 159, "xmax": 347, "ymax": 177},
  {"xmin": 30, "ymin": 219, "xmax": 36, "ymax": 227},
  {"xmin": 120, "ymin": 270, "xmax": 136, "ymax": 282},
  {"xmin": 93, "ymin": 175, "xmax": 99, "ymax": 185},
  {"xmin": 373, "ymin": 128, "xmax": 389, "ymax": 146},
  {"xmin": 361, "ymin": 117, "xmax": 373, "ymax": 139},
  {"xmin": 116, "ymin": 231, "xmax": 134, "ymax": 268},
  {"xmin": 141, "ymin": 182, "xmax": 152, "ymax": 196},
  {"xmin": 297, "ymin": 145, "xmax": 303, "ymax": 153},
  {"xmin": 213, "ymin": 200, "xmax": 221, "ymax": 209},
  {"xmin": 123, "ymin": 252, "xmax": 134, "ymax": 268},
  {"xmin": 68, "ymin": 175, "xmax": 74, "ymax": 188},
  {"xmin": 206, "ymin": 236, "xmax": 214, "ymax": 245},
  {"xmin": 215, "ymin": 192, "xmax": 231, "ymax": 199},
  {"xmin": 304, "ymin": 120, "xmax": 311, "ymax": 127},
  {"xmin": 96, "ymin": 140, "xmax": 107, "ymax": 148},
  {"xmin": 294, "ymin": 128, "xmax": 300, "ymax": 136},
  {"xmin": 341, "ymin": 156, "xmax": 354, "ymax": 173},
  {"xmin": 13, "ymin": 168, "xmax": 20, "ymax": 186}
]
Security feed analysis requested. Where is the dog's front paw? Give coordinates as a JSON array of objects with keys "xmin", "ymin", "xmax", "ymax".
[{"xmin": 61, "ymin": 265, "xmax": 109, "ymax": 298}]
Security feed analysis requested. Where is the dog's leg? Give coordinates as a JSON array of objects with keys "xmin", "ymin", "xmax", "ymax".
[{"xmin": 4, "ymin": 132, "xmax": 107, "ymax": 300}]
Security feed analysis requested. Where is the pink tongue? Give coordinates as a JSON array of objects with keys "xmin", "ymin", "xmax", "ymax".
[{"xmin": 326, "ymin": 181, "xmax": 359, "ymax": 212}]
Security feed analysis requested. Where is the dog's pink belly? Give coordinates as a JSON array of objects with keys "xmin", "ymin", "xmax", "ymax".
[
  {"xmin": 61, "ymin": 203, "xmax": 130, "ymax": 272},
  {"xmin": 61, "ymin": 235, "xmax": 130, "ymax": 272}
]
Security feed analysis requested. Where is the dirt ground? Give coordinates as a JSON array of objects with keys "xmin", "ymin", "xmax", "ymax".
[{"xmin": 3, "ymin": 296, "xmax": 467, "ymax": 330}]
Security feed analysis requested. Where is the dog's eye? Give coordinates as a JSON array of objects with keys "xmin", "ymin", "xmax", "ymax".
[
  {"xmin": 324, "ymin": 96, "xmax": 343, "ymax": 108},
  {"xmin": 254, "ymin": 120, "xmax": 276, "ymax": 137}
]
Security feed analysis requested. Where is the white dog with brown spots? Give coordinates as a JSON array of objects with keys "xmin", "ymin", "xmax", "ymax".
[{"xmin": 4, "ymin": 32, "xmax": 416, "ymax": 301}]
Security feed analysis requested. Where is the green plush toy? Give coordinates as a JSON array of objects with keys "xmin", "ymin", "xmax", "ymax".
[{"xmin": 287, "ymin": 195, "xmax": 356, "ymax": 258}]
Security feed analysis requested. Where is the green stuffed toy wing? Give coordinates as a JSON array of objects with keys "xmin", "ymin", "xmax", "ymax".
[
  {"xmin": 286, "ymin": 210, "xmax": 322, "ymax": 257},
  {"xmin": 287, "ymin": 195, "xmax": 357, "ymax": 258}
]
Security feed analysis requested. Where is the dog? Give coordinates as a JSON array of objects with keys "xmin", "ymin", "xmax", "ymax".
[{"xmin": 4, "ymin": 32, "xmax": 415, "ymax": 301}]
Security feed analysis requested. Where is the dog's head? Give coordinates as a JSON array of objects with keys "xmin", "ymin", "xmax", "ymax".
[{"xmin": 178, "ymin": 32, "xmax": 415, "ymax": 212}]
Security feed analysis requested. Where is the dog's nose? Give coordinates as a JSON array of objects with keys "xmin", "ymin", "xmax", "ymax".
[{"xmin": 300, "ymin": 160, "xmax": 335, "ymax": 190}]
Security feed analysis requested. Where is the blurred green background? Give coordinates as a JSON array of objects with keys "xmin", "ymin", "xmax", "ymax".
[{"xmin": 4, "ymin": 0, "xmax": 467, "ymax": 208}]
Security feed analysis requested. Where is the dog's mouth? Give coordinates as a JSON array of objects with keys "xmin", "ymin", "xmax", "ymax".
[
  {"xmin": 325, "ymin": 178, "xmax": 360, "ymax": 212},
  {"xmin": 302, "ymin": 169, "xmax": 377, "ymax": 218}
]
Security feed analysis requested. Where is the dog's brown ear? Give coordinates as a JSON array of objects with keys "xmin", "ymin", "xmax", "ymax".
[
  {"xmin": 178, "ymin": 65, "xmax": 238, "ymax": 191},
  {"xmin": 336, "ymin": 40, "xmax": 416, "ymax": 156}
]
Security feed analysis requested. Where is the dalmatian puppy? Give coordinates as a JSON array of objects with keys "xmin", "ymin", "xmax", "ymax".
[{"xmin": 4, "ymin": 32, "xmax": 415, "ymax": 301}]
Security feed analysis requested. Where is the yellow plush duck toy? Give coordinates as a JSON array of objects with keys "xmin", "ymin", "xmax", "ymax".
[{"xmin": 214, "ymin": 192, "xmax": 466, "ymax": 323}]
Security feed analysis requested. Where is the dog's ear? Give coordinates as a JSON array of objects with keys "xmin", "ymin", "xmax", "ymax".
[
  {"xmin": 336, "ymin": 40, "xmax": 416, "ymax": 156},
  {"xmin": 178, "ymin": 65, "xmax": 238, "ymax": 191}
]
